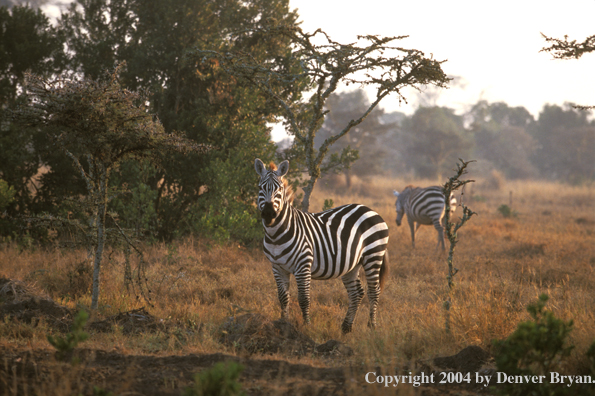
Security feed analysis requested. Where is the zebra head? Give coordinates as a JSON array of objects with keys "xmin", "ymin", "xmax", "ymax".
[
  {"xmin": 255, "ymin": 158, "xmax": 290, "ymax": 226},
  {"xmin": 393, "ymin": 188, "xmax": 407, "ymax": 226}
]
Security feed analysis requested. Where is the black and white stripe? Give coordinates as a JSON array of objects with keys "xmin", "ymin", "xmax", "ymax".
[
  {"xmin": 255, "ymin": 159, "xmax": 389, "ymax": 334},
  {"xmin": 393, "ymin": 185, "xmax": 456, "ymax": 251}
]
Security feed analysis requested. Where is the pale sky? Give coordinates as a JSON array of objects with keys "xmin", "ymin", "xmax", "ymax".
[{"xmin": 288, "ymin": 0, "xmax": 595, "ymax": 118}]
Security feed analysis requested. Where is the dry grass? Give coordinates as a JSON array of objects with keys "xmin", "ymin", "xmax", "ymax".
[
  {"xmin": 311, "ymin": 174, "xmax": 595, "ymax": 361},
  {"xmin": 1, "ymin": 175, "xmax": 595, "ymax": 392}
]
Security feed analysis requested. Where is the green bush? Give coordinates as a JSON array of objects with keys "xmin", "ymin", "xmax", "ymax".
[
  {"xmin": 493, "ymin": 294, "xmax": 574, "ymax": 396},
  {"xmin": 0, "ymin": 179, "xmax": 16, "ymax": 211},
  {"xmin": 47, "ymin": 310, "xmax": 90, "ymax": 362},
  {"xmin": 191, "ymin": 203, "xmax": 262, "ymax": 246},
  {"xmin": 184, "ymin": 361, "xmax": 245, "ymax": 396},
  {"xmin": 497, "ymin": 204, "xmax": 518, "ymax": 218},
  {"xmin": 91, "ymin": 386, "xmax": 114, "ymax": 396}
]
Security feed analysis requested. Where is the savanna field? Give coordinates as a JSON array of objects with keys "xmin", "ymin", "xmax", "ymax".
[{"xmin": 1, "ymin": 172, "xmax": 595, "ymax": 395}]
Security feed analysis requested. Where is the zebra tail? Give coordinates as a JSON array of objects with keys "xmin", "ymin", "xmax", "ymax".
[{"xmin": 379, "ymin": 251, "xmax": 389, "ymax": 290}]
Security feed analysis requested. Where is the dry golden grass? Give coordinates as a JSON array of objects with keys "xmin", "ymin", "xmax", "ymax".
[
  {"xmin": 311, "ymin": 174, "xmax": 595, "ymax": 364},
  {"xmin": 1, "ymin": 174, "xmax": 595, "ymax": 380}
]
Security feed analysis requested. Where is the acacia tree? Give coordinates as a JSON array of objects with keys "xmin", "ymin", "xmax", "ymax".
[
  {"xmin": 541, "ymin": 32, "xmax": 595, "ymax": 110},
  {"xmin": 12, "ymin": 65, "xmax": 207, "ymax": 309},
  {"xmin": 197, "ymin": 25, "xmax": 450, "ymax": 212}
]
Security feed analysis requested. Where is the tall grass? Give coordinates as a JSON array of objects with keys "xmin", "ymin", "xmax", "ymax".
[{"xmin": 1, "ymin": 175, "xmax": 594, "ymax": 372}]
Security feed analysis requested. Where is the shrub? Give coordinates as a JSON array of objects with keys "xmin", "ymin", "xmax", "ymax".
[
  {"xmin": 497, "ymin": 204, "xmax": 518, "ymax": 218},
  {"xmin": 0, "ymin": 179, "xmax": 16, "ymax": 211},
  {"xmin": 190, "ymin": 203, "xmax": 262, "ymax": 246},
  {"xmin": 183, "ymin": 361, "xmax": 245, "ymax": 396},
  {"xmin": 493, "ymin": 294, "xmax": 574, "ymax": 396},
  {"xmin": 47, "ymin": 310, "xmax": 90, "ymax": 362}
]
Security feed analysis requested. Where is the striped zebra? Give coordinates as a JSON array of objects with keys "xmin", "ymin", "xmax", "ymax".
[
  {"xmin": 255, "ymin": 159, "xmax": 389, "ymax": 334},
  {"xmin": 393, "ymin": 186, "xmax": 457, "ymax": 251}
]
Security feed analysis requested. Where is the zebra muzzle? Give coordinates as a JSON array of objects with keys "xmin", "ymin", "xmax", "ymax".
[{"xmin": 261, "ymin": 202, "xmax": 277, "ymax": 225}]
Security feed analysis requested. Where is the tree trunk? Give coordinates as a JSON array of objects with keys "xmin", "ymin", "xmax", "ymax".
[
  {"xmin": 300, "ymin": 176, "xmax": 318, "ymax": 213},
  {"xmin": 91, "ymin": 166, "xmax": 108, "ymax": 310},
  {"xmin": 344, "ymin": 169, "xmax": 352, "ymax": 189}
]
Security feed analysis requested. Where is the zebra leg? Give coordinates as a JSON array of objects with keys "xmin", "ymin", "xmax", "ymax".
[
  {"xmin": 408, "ymin": 218, "xmax": 417, "ymax": 248},
  {"xmin": 272, "ymin": 265, "xmax": 291, "ymax": 319},
  {"xmin": 364, "ymin": 256, "xmax": 384, "ymax": 329},
  {"xmin": 434, "ymin": 221, "xmax": 446, "ymax": 251},
  {"xmin": 340, "ymin": 269, "xmax": 365, "ymax": 334},
  {"xmin": 295, "ymin": 266, "xmax": 312, "ymax": 325}
]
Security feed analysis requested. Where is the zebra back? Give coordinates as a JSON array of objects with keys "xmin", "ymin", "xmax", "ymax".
[{"xmin": 393, "ymin": 185, "xmax": 454, "ymax": 226}]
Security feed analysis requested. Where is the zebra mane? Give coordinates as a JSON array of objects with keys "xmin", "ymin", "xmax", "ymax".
[
  {"xmin": 400, "ymin": 185, "xmax": 416, "ymax": 195},
  {"xmin": 268, "ymin": 162, "xmax": 295, "ymax": 204}
]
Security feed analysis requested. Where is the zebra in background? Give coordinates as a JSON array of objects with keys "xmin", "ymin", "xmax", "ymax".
[
  {"xmin": 255, "ymin": 158, "xmax": 389, "ymax": 334},
  {"xmin": 393, "ymin": 186, "xmax": 457, "ymax": 251}
]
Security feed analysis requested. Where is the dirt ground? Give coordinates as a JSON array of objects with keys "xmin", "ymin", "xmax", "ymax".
[
  {"xmin": 0, "ymin": 277, "xmax": 493, "ymax": 395},
  {"xmin": 1, "ymin": 345, "xmax": 495, "ymax": 396},
  {"xmin": 1, "ymin": 346, "xmax": 352, "ymax": 396}
]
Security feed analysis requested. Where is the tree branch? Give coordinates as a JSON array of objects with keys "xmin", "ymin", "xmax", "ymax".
[{"xmin": 541, "ymin": 33, "xmax": 595, "ymax": 60}]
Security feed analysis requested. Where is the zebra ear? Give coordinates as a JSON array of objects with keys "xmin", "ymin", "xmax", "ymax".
[
  {"xmin": 276, "ymin": 160, "xmax": 289, "ymax": 178},
  {"xmin": 393, "ymin": 190, "xmax": 400, "ymax": 197},
  {"xmin": 254, "ymin": 158, "xmax": 267, "ymax": 178}
]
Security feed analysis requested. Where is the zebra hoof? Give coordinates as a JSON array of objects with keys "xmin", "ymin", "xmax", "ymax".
[
  {"xmin": 341, "ymin": 323, "xmax": 352, "ymax": 334},
  {"xmin": 367, "ymin": 321, "xmax": 376, "ymax": 329}
]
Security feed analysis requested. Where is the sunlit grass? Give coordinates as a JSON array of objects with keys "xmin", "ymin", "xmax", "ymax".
[{"xmin": 1, "ymin": 175, "xmax": 595, "ymax": 376}]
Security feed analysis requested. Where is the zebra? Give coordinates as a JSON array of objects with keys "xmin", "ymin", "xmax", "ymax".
[
  {"xmin": 254, "ymin": 158, "xmax": 389, "ymax": 334},
  {"xmin": 392, "ymin": 186, "xmax": 457, "ymax": 251}
]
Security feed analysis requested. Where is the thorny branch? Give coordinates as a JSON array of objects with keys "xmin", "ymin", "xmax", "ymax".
[
  {"xmin": 541, "ymin": 33, "xmax": 595, "ymax": 110},
  {"xmin": 541, "ymin": 33, "xmax": 595, "ymax": 60},
  {"xmin": 442, "ymin": 158, "xmax": 477, "ymax": 332},
  {"xmin": 195, "ymin": 25, "xmax": 450, "ymax": 211}
]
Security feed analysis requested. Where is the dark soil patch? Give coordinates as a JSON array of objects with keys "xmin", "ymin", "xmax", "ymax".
[
  {"xmin": 220, "ymin": 313, "xmax": 354, "ymax": 358},
  {"xmin": 196, "ymin": 287, "xmax": 235, "ymax": 304},
  {"xmin": 220, "ymin": 313, "xmax": 317, "ymax": 355},
  {"xmin": 506, "ymin": 242, "xmax": 547, "ymax": 258},
  {"xmin": 0, "ymin": 277, "xmax": 74, "ymax": 332},
  {"xmin": 88, "ymin": 307, "xmax": 166, "ymax": 334},
  {"xmin": 315, "ymin": 340, "xmax": 354, "ymax": 357},
  {"xmin": 433, "ymin": 345, "xmax": 492, "ymax": 373},
  {"xmin": 0, "ymin": 277, "xmax": 167, "ymax": 335},
  {"xmin": 575, "ymin": 217, "xmax": 595, "ymax": 225}
]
